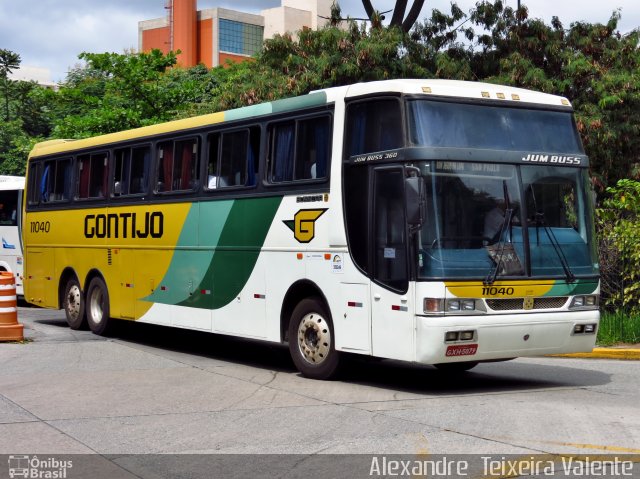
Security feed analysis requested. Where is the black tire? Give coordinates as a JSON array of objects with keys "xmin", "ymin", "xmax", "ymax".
[
  {"xmin": 62, "ymin": 276, "xmax": 87, "ymax": 330},
  {"xmin": 288, "ymin": 297, "xmax": 340, "ymax": 380},
  {"xmin": 86, "ymin": 277, "xmax": 112, "ymax": 336},
  {"xmin": 434, "ymin": 361, "xmax": 478, "ymax": 373}
]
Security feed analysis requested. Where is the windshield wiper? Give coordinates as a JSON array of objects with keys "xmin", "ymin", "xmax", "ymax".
[
  {"xmin": 484, "ymin": 207, "xmax": 514, "ymax": 285},
  {"xmin": 484, "ymin": 181, "xmax": 523, "ymax": 285},
  {"xmin": 528, "ymin": 186, "xmax": 576, "ymax": 283},
  {"xmin": 534, "ymin": 211, "xmax": 576, "ymax": 283}
]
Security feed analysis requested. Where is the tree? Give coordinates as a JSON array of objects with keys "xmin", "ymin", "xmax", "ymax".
[
  {"xmin": 407, "ymin": 2, "xmax": 640, "ymax": 185},
  {"xmin": 361, "ymin": 0, "xmax": 426, "ymax": 32},
  {"xmin": 0, "ymin": 49, "xmax": 21, "ymax": 121},
  {"xmin": 212, "ymin": 21, "xmax": 428, "ymax": 111},
  {"xmin": 52, "ymin": 50, "xmax": 181, "ymax": 138}
]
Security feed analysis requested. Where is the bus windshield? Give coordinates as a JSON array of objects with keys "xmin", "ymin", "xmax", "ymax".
[{"xmin": 415, "ymin": 161, "xmax": 598, "ymax": 280}]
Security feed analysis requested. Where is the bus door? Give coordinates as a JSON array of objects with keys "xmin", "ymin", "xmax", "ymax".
[{"xmin": 370, "ymin": 167, "xmax": 415, "ymax": 362}]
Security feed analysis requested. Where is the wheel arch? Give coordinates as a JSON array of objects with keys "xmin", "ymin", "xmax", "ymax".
[
  {"xmin": 83, "ymin": 268, "xmax": 107, "ymax": 294},
  {"xmin": 280, "ymin": 279, "xmax": 330, "ymax": 343}
]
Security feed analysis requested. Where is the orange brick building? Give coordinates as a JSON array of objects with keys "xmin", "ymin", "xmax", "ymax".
[{"xmin": 139, "ymin": 0, "xmax": 331, "ymax": 68}]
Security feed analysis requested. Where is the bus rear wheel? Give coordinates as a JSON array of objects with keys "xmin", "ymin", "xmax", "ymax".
[
  {"xmin": 86, "ymin": 277, "xmax": 112, "ymax": 336},
  {"xmin": 63, "ymin": 277, "xmax": 86, "ymax": 330},
  {"xmin": 288, "ymin": 297, "xmax": 340, "ymax": 380}
]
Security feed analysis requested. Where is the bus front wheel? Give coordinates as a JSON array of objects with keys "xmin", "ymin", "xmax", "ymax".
[
  {"xmin": 86, "ymin": 277, "xmax": 112, "ymax": 336},
  {"xmin": 288, "ymin": 297, "xmax": 340, "ymax": 380},
  {"xmin": 63, "ymin": 277, "xmax": 86, "ymax": 330}
]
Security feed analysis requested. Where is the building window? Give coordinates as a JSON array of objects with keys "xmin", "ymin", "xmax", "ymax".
[{"xmin": 219, "ymin": 19, "xmax": 263, "ymax": 56}]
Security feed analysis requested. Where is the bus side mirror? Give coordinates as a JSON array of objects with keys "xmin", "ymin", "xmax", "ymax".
[{"xmin": 405, "ymin": 176, "xmax": 426, "ymax": 228}]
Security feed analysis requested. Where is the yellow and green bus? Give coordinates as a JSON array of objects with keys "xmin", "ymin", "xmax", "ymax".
[{"xmin": 24, "ymin": 79, "xmax": 599, "ymax": 379}]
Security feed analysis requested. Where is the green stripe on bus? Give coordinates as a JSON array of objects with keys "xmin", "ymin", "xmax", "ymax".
[
  {"xmin": 179, "ymin": 196, "xmax": 283, "ymax": 309},
  {"xmin": 271, "ymin": 92, "xmax": 328, "ymax": 114},
  {"xmin": 225, "ymin": 103, "xmax": 272, "ymax": 122},
  {"xmin": 546, "ymin": 279, "xmax": 598, "ymax": 296},
  {"xmin": 144, "ymin": 201, "xmax": 234, "ymax": 305},
  {"xmin": 223, "ymin": 92, "xmax": 328, "ymax": 123}
]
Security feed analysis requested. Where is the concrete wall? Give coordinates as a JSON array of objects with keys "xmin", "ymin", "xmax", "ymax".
[{"xmin": 282, "ymin": 0, "xmax": 331, "ymax": 30}]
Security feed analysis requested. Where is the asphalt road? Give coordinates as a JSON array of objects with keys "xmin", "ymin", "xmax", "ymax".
[{"xmin": 1, "ymin": 306, "xmax": 639, "ymax": 477}]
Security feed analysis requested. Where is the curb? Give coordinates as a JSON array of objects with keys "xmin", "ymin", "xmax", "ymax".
[{"xmin": 550, "ymin": 348, "xmax": 640, "ymax": 360}]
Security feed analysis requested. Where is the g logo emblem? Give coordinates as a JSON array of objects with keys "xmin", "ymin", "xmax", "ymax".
[{"xmin": 284, "ymin": 209, "xmax": 327, "ymax": 243}]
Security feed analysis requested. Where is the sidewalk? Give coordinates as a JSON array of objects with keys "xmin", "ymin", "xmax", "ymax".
[{"xmin": 552, "ymin": 345, "xmax": 640, "ymax": 360}]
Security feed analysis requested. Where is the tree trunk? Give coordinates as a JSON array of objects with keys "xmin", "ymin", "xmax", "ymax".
[
  {"xmin": 361, "ymin": 0, "xmax": 425, "ymax": 32},
  {"xmin": 361, "ymin": 0, "xmax": 375, "ymax": 19},
  {"xmin": 390, "ymin": 0, "xmax": 408, "ymax": 27},
  {"xmin": 402, "ymin": 0, "xmax": 426, "ymax": 32}
]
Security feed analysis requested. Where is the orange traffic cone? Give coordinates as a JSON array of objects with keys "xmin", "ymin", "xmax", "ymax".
[{"xmin": 0, "ymin": 271, "xmax": 23, "ymax": 341}]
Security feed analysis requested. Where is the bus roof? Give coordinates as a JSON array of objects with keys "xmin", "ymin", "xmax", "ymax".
[
  {"xmin": 0, "ymin": 175, "xmax": 25, "ymax": 190},
  {"xmin": 29, "ymin": 79, "xmax": 572, "ymax": 159},
  {"xmin": 340, "ymin": 79, "xmax": 572, "ymax": 107}
]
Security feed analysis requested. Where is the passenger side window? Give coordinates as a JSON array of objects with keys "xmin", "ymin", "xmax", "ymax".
[
  {"xmin": 77, "ymin": 152, "xmax": 108, "ymax": 199},
  {"xmin": 157, "ymin": 138, "xmax": 199, "ymax": 193},
  {"xmin": 269, "ymin": 115, "xmax": 331, "ymax": 183},
  {"xmin": 113, "ymin": 146, "xmax": 151, "ymax": 196},
  {"xmin": 346, "ymin": 99, "xmax": 403, "ymax": 156},
  {"xmin": 27, "ymin": 163, "xmax": 41, "ymax": 205},
  {"xmin": 41, "ymin": 158, "xmax": 73, "ymax": 203},
  {"xmin": 206, "ymin": 127, "xmax": 259, "ymax": 190}
]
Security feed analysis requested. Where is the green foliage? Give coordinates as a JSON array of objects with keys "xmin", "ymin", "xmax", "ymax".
[
  {"xmin": 0, "ymin": 120, "xmax": 39, "ymax": 175},
  {"xmin": 0, "ymin": 48, "xmax": 51, "ymax": 173},
  {"xmin": 2, "ymin": 4, "xmax": 640, "ymax": 189},
  {"xmin": 213, "ymin": 24, "xmax": 429, "ymax": 110},
  {"xmin": 52, "ymin": 50, "xmax": 180, "ymax": 138},
  {"xmin": 597, "ymin": 310, "xmax": 640, "ymax": 346},
  {"xmin": 597, "ymin": 179, "xmax": 640, "ymax": 314},
  {"xmin": 0, "ymin": 48, "xmax": 22, "ymax": 121}
]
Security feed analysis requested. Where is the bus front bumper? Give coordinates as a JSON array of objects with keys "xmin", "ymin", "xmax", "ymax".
[{"xmin": 415, "ymin": 310, "xmax": 600, "ymax": 365}]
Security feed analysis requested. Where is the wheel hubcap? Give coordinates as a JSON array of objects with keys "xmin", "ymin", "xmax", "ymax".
[
  {"xmin": 297, "ymin": 313, "xmax": 331, "ymax": 365},
  {"xmin": 66, "ymin": 285, "xmax": 81, "ymax": 320}
]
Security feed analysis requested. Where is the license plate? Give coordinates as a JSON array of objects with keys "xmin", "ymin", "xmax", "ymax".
[{"xmin": 446, "ymin": 344, "xmax": 478, "ymax": 357}]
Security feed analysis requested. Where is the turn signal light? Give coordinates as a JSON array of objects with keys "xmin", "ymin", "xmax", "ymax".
[{"xmin": 424, "ymin": 298, "xmax": 444, "ymax": 314}]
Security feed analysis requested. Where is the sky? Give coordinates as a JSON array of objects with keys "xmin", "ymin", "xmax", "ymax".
[{"xmin": 1, "ymin": 0, "xmax": 638, "ymax": 84}]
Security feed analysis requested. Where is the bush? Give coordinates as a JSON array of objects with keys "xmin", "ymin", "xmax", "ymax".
[{"xmin": 596, "ymin": 179, "xmax": 640, "ymax": 314}]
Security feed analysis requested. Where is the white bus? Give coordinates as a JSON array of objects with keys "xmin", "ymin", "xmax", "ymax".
[
  {"xmin": 24, "ymin": 80, "xmax": 599, "ymax": 379},
  {"xmin": 0, "ymin": 175, "xmax": 24, "ymax": 296}
]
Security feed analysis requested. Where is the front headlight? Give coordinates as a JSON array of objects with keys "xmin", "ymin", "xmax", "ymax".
[{"xmin": 569, "ymin": 295, "xmax": 599, "ymax": 309}]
